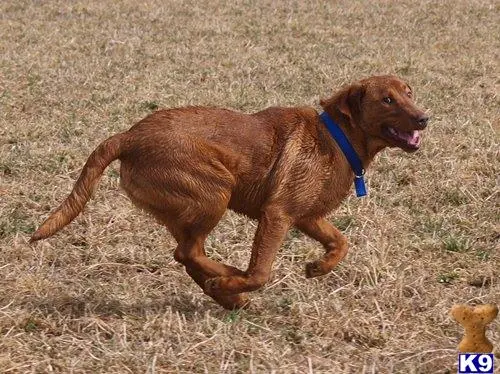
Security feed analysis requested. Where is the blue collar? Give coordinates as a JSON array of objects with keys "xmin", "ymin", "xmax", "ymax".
[{"xmin": 319, "ymin": 111, "xmax": 367, "ymax": 197}]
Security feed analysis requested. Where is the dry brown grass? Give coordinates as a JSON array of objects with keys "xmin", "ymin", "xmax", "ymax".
[{"xmin": 1, "ymin": 0, "xmax": 499, "ymax": 373}]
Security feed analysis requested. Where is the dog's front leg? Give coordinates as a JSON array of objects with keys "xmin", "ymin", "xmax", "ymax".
[
  {"xmin": 205, "ymin": 207, "xmax": 291, "ymax": 295},
  {"xmin": 295, "ymin": 218, "xmax": 348, "ymax": 278}
]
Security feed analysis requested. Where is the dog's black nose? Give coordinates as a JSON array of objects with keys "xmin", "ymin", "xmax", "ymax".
[{"xmin": 416, "ymin": 114, "xmax": 429, "ymax": 129}]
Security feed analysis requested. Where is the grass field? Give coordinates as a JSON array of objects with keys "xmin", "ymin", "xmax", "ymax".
[{"xmin": 1, "ymin": 0, "xmax": 499, "ymax": 373}]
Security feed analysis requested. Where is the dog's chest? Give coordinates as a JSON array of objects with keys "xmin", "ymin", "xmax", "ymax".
[
  {"xmin": 228, "ymin": 182, "xmax": 269, "ymax": 219},
  {"xmin": 274, "ymin": 153, "xmax": 354, "ymax": 219},
  {"xmin": 312, "ymin": 171, "xmax": 353, "ymax": 216}
]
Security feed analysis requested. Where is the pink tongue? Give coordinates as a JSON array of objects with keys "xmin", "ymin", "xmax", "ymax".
[{"xmin": 401, "ymin": 130, "xmax": 420, "ymax": 145}]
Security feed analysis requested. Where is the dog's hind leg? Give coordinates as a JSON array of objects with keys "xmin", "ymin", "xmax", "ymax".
[
  {"xmin": 173, "ymin": 233, "xmax": 250, "ymax": 310},
  {"xmin": 138, "ymin": 197, "xmax": 251, "ymax": 309},
  {"xmin": 295, "ymin": 218, "xmax": 348, "ymax": 278},
  {"xmin": 151, "ymin": 193, "xmax": 251, "ymax": 309},
  {"xmin": 204, "ymin": 206, "xmax": 291, "ymax": 295},
  {"xmin": 121, "ymin": 155, "xmax": 249, "ymax": 309}
]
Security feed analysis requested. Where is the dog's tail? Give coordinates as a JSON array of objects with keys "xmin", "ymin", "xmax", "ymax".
[{"xmin": 30, "ymin": 132, "xmax": 128, "ymax": 242}]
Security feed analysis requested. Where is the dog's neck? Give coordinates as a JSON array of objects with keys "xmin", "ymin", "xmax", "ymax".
[{"xmin": 321, "ymin": 107, "xmax": 386, "ymax": 169}]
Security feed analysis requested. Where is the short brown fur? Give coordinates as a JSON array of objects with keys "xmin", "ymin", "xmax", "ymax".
[{"xmin": 31, "ymin": 75, "xmax": 428, "ymax": 309}]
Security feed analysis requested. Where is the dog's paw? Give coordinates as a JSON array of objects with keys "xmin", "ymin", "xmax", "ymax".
[
  {"xmin": 205, "ymin": 275, "xmax": 246, "ymax": 295},
  {"xmin": 204, "ymin": 278, "xmax": 251, "ymax": 309},
  {"xmin": 305, "ymin": 261, "xmax": 325, "ymax": 278},
  {"xmin": 215, "ymin": 293, "xmax": 251, "ymax": 310},
  {"xmin": 204, "ymin": 277, "xmax": 223, "ymax": 295}
]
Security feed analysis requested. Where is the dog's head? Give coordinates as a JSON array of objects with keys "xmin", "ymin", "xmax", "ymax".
[{"xmin": 322, "ymin": 75, "xmax": 429, "ymax": 152}]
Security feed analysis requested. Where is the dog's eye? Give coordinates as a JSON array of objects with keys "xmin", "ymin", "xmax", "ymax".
[
  {"xmin": 383, "ymin": 97, "xmax": 393, "ymax": 104},
  {"xmin": 407, "ymin": 91, "xmax": 413, "ymax": 98}
]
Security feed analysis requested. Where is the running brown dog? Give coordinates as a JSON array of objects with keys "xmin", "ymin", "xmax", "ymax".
[{"xmin": 31, "ymin": 75, "xmax": 429, "ymax": 309}]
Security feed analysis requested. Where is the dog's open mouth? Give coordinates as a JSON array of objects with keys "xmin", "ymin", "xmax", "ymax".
[{"xmin": 383, "ymin": 126, "xmax": 422, "ymax": 150}]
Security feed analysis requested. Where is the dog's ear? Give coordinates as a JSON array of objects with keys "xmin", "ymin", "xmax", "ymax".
[{"xmin": 337, "ymin": 83, "xmax": 365, "ymax": 122}]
